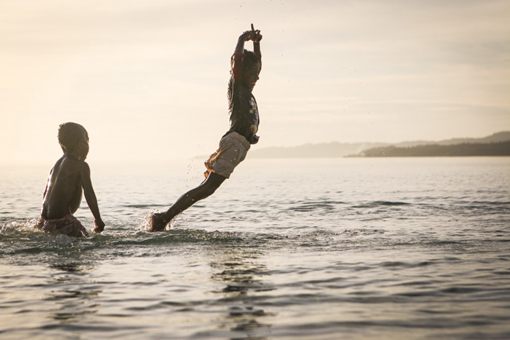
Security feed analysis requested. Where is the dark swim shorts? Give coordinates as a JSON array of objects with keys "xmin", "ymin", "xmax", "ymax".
[{"xmin": 37, "ymin": 214, "xmax": 89, "ymax": 237}]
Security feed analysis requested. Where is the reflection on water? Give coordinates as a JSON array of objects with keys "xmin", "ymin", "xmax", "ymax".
[
  {"xmin": 209, "ymin": 247, "xmax": 272, "ymax": 339},
  {"xmin": 47, "ymin": 261, "xmax": 100, "ymax": 325}
]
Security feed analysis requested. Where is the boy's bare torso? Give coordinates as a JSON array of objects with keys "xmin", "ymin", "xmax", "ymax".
[{"xmin": 42, "ymin": 156, "xmax": 84, "ymax": 219}]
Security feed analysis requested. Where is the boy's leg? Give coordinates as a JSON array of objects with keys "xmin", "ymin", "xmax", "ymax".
[
  {"xmin": 165, "ymin": 172, "xmax": 226, "ymax": 219},
  {"xmin": 149, "ymin": 172, "xmax": 226, "ymax": 231}
]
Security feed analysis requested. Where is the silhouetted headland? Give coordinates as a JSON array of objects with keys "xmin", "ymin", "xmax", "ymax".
[
  {"xmin": 359, "ymin": 141, "xmax": 510, "ymax": 157},
  {"xmin": 246, "ymin": 132, "xmax": 510, "ymax": 158}
]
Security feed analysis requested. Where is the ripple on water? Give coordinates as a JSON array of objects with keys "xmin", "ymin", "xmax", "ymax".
[{"xmin": 1, "ymin": 157, "xmax": 510, "ymax": 339}]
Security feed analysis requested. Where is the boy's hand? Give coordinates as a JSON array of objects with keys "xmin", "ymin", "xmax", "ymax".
[
  {"xmin": 93, "ymin": 219, "xmax": 105, "ymax": 233},
  {"xmin": 240, "ymin": 30, "xmax": 262, "ymax": 42},
  {"xmin": 239, "ymin": 31, "xmax": 252, "ymax": 41},
  {"xmin": 252, "ymin": 30, "xmax": 262, "ymax": 42},
  {"xmin": 35, "ymin": 216, "xmax": 45, "ymax": 229}
]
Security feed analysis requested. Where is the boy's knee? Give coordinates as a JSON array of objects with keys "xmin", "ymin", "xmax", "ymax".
[
  {"xmin": 202, "ymin": 185, "xmax": 218, "ymax": 198},
  {"xmin": 196, "ymin": 174, "xmax": 224, "ymax": 199}
]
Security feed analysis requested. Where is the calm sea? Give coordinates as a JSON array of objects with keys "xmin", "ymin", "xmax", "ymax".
[{"xmin": 1, "ymin": 158, "xmax": 509, "ymax": 339}]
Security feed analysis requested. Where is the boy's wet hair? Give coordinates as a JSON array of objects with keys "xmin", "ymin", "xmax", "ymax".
[{"xmin": 58, "ymin": 122, "xmax": 88, "ymax": 153}]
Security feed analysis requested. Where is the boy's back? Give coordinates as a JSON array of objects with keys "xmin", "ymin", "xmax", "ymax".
[{"xmin": 42, "ymin": 155, "xmax": 85, "ymax": 220}]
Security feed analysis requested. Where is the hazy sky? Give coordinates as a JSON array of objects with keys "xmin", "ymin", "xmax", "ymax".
[{"xmin": 1, "ymin": 0, "xmax": 509, "ymax": 163}]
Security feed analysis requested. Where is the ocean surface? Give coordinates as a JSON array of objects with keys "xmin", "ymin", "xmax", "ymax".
[{"xmin": 1, "ymin": 157, "xmax": 509, "ymax": 339}]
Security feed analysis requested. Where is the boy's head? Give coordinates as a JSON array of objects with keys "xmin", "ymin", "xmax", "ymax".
[
  {"xmin": 58, "ymin": 122, "xmax": 89, "ymax": 160},
  {"xmin": 242, "ymin": 50, "xmax": 261, "ymax": 90}
]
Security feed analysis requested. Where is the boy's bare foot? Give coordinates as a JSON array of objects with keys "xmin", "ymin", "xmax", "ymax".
[{"xmin": 148, "ymin": 212, "xmax": 169, "ymax": 232}]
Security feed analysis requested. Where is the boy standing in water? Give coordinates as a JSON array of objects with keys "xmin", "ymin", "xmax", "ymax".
[
  {"xmin": 36, "ymin": 122, "xmax": 106, "ymax": 237},
  {"xmin": 149, "ymin": 27, "xmax": 263, "ymax": 231}
]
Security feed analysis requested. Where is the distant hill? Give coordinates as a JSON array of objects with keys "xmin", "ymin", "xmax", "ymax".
[
  {"xmin": 359, "ymin": 132, "xmax": 510, "ymax": 157},
  {"xmin": 249, "ymin": 142, "xmax": 387, "ymax": 158},
  {"xmin": 360, "ymin": 141, "xmax": 510, "ymax": 157},
  {"xmin": 394, "ymin": 131, "xmax": 510, "ymax": 147},
  {"xmin": 248, "ymin": 131, "xmax": 510, "ymax": 158}
]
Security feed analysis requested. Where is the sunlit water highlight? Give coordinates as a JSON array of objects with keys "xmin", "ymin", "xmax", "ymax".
[{"xmin": 1, "ymin": 158, "xmax": 510, "ymax": 339}]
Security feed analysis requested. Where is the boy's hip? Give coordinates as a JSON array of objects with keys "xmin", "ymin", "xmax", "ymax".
[
  {"xmin": 204, "ymin": 132, "xmax": 251, "ymax": 178},
  {"xmin": 37, "ymin": 214, "xmax": 89, "ymax": 237},
  {"xmin": 220, "ymin": 131, "xmax": 251, "ymax": 150}
]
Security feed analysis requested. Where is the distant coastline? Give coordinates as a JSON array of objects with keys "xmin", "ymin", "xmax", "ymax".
[
  {"xmin": 357, "ymin": 141, "xmax": 510, "ymax": 157},
  {"xmin": 248, "ymin": 131, "xmax": 510, "ymax": 158}
]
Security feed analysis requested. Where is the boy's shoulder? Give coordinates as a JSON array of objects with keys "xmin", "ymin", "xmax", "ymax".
[{"xmin": 54, "ymin": 155, "xmax": 88, "ymax": 173}]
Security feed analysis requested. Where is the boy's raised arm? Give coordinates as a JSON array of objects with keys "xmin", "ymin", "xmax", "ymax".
[
  {"xmin": 232, "ymin": 31, "xmax": 251, "ymax": 79},
  {"xmin": 251, "ymin": 25, "xmax": 262, "ymax": 62},
  {"xmin": 234, "ymin": 31, "xmax": 252, "ymax": 55},
  {"xmin": 232, "ymin": 29, "xmax": 263, "ymax": 78},
  {"xmin": 254, "ymin": 40, "xmax": 261, "ymax": 61},
  {"xmin": 80, "ymin": 163, "xmax": 105, "ymax": 233}
]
